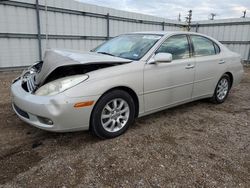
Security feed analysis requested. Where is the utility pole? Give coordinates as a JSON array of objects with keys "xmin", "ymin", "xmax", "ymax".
[
  {"xmin": 178, "ymin": 13, "xmax": 181, "ymax": 22},
  {"xmin": 185, "ymin": 10, "xmax": 192, "ymax": 31},
  {"xmin": 242, "ymin": 10, "xmax": 246, "ymax": 18}
]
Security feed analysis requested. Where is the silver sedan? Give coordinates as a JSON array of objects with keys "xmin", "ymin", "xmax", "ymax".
[{"xmin": 11, "ymin": 31, "xmax": 244, "ymax": 138}]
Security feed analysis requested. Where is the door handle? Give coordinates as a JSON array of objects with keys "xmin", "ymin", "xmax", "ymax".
[
  {"xmin": 185, "ymin": 64, "xmax": 195, "ymax": 69},
  {"xmin": 219, "ymin": 60, "xmax": 225, "ymax": 64}
]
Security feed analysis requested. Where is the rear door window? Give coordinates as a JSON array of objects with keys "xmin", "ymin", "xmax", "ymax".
[{"xmin": 191, "ymin": 35, "xmax": 218, "ymax": 56}]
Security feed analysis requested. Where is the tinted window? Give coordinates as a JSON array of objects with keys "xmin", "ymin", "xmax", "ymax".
[
  {"xmin": 156, "ymin": 35, "xmax": 190, "ymax": 60},
  {"xmin": 191, "ymin": 35, "xmax": 217, "ymax": 56}
]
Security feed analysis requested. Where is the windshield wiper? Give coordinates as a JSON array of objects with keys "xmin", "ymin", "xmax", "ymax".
[{"xmin": 97, "ymin": 51, "xmax": 115, "ymax": 57}]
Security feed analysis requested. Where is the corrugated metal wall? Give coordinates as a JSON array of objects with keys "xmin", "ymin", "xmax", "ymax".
[
  {"xmin": 0, "ymin": 0, "xmax": 249, "ymax": 68},
  {"xmin": 191, "ymin": 18, "xmax": 250, "ymax": 60},
  {"xmin": 0, "ymin": 0, "xmax": 183, "ymax": 68}
]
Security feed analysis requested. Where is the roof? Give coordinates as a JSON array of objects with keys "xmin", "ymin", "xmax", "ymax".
[
  {"xmin": 127, "ymin": 31, "xmax": 221, "ymax": 45},
  {"xmin": 130, "ymin": 31, "xmax": 204, "ymax": 36}
]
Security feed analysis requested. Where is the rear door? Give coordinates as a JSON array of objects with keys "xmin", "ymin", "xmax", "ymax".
[{"xmin": 190, "ymin": 35, "xmax": 226, "ymax": 98}]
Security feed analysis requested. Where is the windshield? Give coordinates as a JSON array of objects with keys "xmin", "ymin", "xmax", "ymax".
[{"xmin": 93, "ymin": 34, "xmax": 162, "ymax": 60}]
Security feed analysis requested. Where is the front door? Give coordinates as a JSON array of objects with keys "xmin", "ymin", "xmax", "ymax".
[{"xmin": 144, "ymin": 34, "xmax": 195, "ymax": 112}]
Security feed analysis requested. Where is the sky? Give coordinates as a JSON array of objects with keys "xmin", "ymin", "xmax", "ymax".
[{"xmin": 77, "ymin": 0, "xmax": 250, "ymax": 21}]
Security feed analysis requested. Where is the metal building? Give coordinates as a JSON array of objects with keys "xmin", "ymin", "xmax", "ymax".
[
  {"xmin": 192, "ymin": 18, "xmax": 250, "ymax": 61},
  {"xmin": 0, "ymin": 0, "xmax": 183, "ymax": 68},
  {"xmin": 0, "ymin": 0, "xmax": 249, "ymax": 69}
]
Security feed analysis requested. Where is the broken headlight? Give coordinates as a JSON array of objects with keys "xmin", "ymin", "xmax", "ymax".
[{"xmin": 35, "ymin": 75, "xmax": 88, "ymax": 96}]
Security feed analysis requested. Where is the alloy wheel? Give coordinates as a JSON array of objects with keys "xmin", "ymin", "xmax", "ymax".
[
  {"xmin": 216, "ymin": 78, "xmax": 229, "ymax": 100},
  {"xmin": 101, "ymin": 98, "xmax": 130, "ymax": 133}
]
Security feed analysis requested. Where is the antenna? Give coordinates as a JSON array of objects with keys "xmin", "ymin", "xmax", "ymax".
[{"xmin": 209, "ymin": 13, "xmax": 217, "ymax": 20}]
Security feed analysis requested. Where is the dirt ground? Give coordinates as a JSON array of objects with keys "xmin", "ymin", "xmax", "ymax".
[{"xmin": 0, "ymin": 68, "xmax": 249, "ymax": 187}]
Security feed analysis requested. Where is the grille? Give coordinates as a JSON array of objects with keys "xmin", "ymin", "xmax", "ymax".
[
  {"xmin": 22, "ymin": 74, "xmax": 36, "ymax": 93},
  {"xmin": 13, "ymin": 104, "xmax": 29, "ymax": 119}
]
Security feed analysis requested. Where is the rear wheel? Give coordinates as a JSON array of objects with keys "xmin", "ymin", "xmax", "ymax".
[
  {"xmin": 90, "ymin": 90, "xmax": 135, "ymax": 139},
  {"xmin": 211, "ymin": 74, "xmax": 231, "ymax": 104}
]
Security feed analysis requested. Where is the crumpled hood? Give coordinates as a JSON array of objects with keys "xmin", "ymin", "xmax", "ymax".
[{"xmin": 35, "ymin": 49, "xmax": 132, "ymax": 84}]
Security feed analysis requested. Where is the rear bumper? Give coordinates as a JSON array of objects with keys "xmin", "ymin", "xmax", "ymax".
[
  {"xmin": 232, "ymin": 64, "xmax": 244, "ymax": 87},
  {"xmin": 11, "ymin": 80, "xmax": 99, "ymax": 132}
]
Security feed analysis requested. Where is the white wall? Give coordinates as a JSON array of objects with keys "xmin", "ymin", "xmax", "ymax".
[
  {"xmin": 0, "ymin": 0, "xmax": 249, "ymax": 68},
  {"xmin": 191, "ymin": 18, "xmax": 250, "ymax": 60},
  {"xmin": 0, "ymin": 0, "xmax": 183, "ymax": 68}
]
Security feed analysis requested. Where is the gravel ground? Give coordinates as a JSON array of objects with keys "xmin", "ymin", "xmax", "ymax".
[{"xmin": 0, "ymin": 68, "xmax": 249, "ymax": 187}]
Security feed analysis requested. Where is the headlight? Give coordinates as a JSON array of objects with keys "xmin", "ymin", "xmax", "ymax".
[{"xmin": 35, "ymin": 75, "xmax": 88, "ymax": 96}]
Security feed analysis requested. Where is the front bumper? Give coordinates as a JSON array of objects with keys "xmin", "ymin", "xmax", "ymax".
[{"xmin": 11, "ymin": 80, "xmax": 99, "ymax": 132}]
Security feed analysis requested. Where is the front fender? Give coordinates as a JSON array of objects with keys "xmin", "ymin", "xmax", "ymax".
[{"xmin": 64, "ymin": 62, "xmax": 144, "ymax": 98}]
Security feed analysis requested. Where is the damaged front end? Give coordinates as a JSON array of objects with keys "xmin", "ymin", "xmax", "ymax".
[
  {"xmin": 10, "ymin": 49, "xmax": 133, "ymax": 132},
  {"xmin": 14, "ymin": 49, "xmax": 132, "ymax": 95},
  {"xmin": 12, "ymin": 61, "xmax": 43, "ymax": 93}
]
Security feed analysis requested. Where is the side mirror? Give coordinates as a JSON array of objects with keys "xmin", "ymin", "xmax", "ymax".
[{"xmin": 149, "ymin": 53, "xmax": 173, "ymax": 64}]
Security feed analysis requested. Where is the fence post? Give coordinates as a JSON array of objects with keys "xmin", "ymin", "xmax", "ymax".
[
  {"xmin": 195, "ymin": 23, "xmax": 199, "ymax": 32},
  {"xmin": 106, "ymin": 13, "xmax": 110, "ymax": 40},
  {"xmin": 162, "ymin": 22, "xmax": 165, "ymax": 31},
  {"xmin": 35, "ymin": 0, "xmax": 42, "ymax": 61},
  {"xmin": 248, "ymin": 47, "xmax": 250, "ymax": 62}
]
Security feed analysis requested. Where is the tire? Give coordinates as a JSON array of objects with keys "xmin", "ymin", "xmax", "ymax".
[
  {"xmin": 90, "ymin": 90, "xmax": 135, "ymax": 139},
  {"xmin": 211, "ymin": 74, "xmax": 231, "ymax": 104}
]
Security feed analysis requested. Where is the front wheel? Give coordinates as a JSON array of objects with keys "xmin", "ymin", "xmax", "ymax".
[
  {"xmin": 211, "ymin": 74, "xmax": 231, "ymax": 104},
  {"xmin": 90, "ymin": 90, "xmax": 135, "ymax": 139}
]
